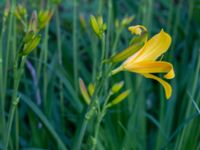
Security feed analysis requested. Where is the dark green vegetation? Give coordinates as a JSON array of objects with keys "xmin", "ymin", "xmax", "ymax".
[{"xmin": 0, "ymin": 0, "xmax": 200, "ymax": 149}]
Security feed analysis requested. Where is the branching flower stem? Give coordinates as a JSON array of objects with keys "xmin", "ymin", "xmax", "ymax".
[
  {"xmin": 5, "ymin": 55, "xmax": 27, "ymax": 150},
  {"xmin": 73, "ymin": 65, "xmax": 113, "ymax": 150},
  {"xmin": 92, "ymin": 91, "xmax": 113, "ymax": 150}
]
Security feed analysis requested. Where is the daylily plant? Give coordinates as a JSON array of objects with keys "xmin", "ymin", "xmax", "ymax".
[{"xmin": 112, "ymin": 25, "xmax": 175, "ymax": 99}]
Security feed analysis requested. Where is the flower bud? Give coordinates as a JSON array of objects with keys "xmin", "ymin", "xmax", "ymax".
[
  {"xmin": 79, "ymin": 78, "xmax": 91, "ymax": 104},
  {"xmin": 128, "ymin": 25, "xmax": 147, "ymax": 35},
  {"xmin": 88, "ymin": 83, "xmax": 95, "ymax": 96},
  {"xmin": 38, "ymin": 10, "xmax": 53, "ymax": 30},
  {"xmin": 111, "ymin": 81, "xmax": 124, "ymax": 93},
  {"xmin": 107, "ymin": 90, "xmax": 130, "ymax": 107},
  {"xmin": 28, "ymin": 11, "xmax": 38, "ymax": 33},
  {"xmin": 14, "ymin": 4, "xmax": 27, "ymax": 21},
  {"xmin": 121, "ymin": 16, "xmax": 134, "ymax": 26},
  {"xmin": 22, "ymin": 34, "xmax": 41, "ymax": 55},
  {"xmin": 110, "ymin": 42, "xmax": 144, "ymax": 63},
  {"xmin": 90, "ymin": 15, "xmax": 100, "ymax": 35},
  {"xmin": 90, "ymin": 15, "xmax": 106, "ymax": 39}
]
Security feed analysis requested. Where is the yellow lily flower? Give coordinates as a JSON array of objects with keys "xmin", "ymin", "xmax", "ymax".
[{"xmin": 112, "ymin": 28, "xmax": 175, "ymax": 99}]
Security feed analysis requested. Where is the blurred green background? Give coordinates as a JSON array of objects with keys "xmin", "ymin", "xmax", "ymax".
[{"xmin": 0, "ymin": 0, "xmax": 200, "ymax": 149}]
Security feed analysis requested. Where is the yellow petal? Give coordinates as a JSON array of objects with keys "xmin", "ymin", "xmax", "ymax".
[
  {"xmin": 142, "ymin": 73, "xmax": 172, "ymax": 99},
  {"xmin": 124, "ymin": 29, "xmax": 172, "ymax": 65},
  {"xmin": 124, "ymin": 61, "xmax": 175, "ymax": 79}
]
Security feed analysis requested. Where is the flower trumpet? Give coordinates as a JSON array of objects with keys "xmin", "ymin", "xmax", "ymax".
[{"xmin": 112, "ymin": 27, "xmax": 175, "ymax": 99}]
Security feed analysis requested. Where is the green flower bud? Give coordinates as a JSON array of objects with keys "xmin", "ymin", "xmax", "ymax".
[
  {"xmin": 22, "ymin": 34, "xmax": 41, "ymax": 56},
  {"xmin": 79, "ymin": 78, "xmax": 91, "ymax": 104},
  {"xmin": 107, "ymin": 90, "xmax": 130, "ymax": 107},
  {"xmin": 28, "ymin": 11, "xmax": 38, "ymax": 33},
  {"xmin": 90, "ymin": 15, "xmax": 106, "ymax": 39},
  {"xmin": 111, "ymin": 81, "xmax": 124, "ymax": 93},
  {"xmin": 38, "ymin": 10, "xmax": 53, "ymax": 30}
]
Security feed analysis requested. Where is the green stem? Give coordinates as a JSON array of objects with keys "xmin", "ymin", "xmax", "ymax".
[
  {"xmin": 0, "ymin": 14, "xmax": 6, "ymax": 145},
  {"xmin": 4, "ymin": 55, "xmax": 26, "ymax": 149},
  {"xmin": 5, "ymin": 97, "xmax": 20, "ymax": 150},
  {"xmin": 72, "ymin": 80, "xmax": 103, "ymax": 150},
  {"xmin": 73, "ymin": 0, "xmax": 78, "ymax": 93},
  {"xmin": 92, "ymin": 36, "xmax": 98, "ymax": 81},
  {"xmin": 106, "ymin": 0, "xmax": 112, "ymax": 59},
  {"xmin": 15, "ymin": 107, "xmax": 19, "ymax": 150},
  {"xmin": 99, "ymin": 34, "xmax": 106, "ymax": 76},
  {"xmin": 92, "ymin": 92, "xmax": 112, "ymax": 150},
  {"xmin": 98, "ymin": 0, "xmax": 103, "ymax": 15},
  {"xmin": 73, "ymin": 66, "xmax": 112, "ymax": 150},
  {"xmin": 112, "ymin": 26, "xmax": 123, "ymax": 55},
  {"xmin": 55, "ymin": 7, "xmax": 65, "ymax": 130},
  {"xmin": 43, "ymin": 21, "xmax": 49, "ymax": 115},
  {"xmin": 4, "ymin": 0, "xmax": 16, "ymax": 102}
]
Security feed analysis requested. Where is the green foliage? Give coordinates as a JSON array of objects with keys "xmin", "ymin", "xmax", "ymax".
[{"xmin": 0, "ymin": 0, "xmax": 199, "ymax": 150}]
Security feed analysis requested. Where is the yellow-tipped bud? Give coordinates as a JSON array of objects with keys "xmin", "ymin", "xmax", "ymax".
[
  {"xmin": 111, "ymin": 81, "xmax": 124, "ymax": 93},
  {"xmin": 97, "ymin": 16, "xmax": 103, "ymax": 27},
  {"xmin": 90, "ymin": 15, "xmax": 106, "ymax": 39},
  {"xmin": 121, "ymin": 16, "xmax": 135, "ymax": 26},
  {"xmin": 22, "ymin": 34, "xmax": 41, "ymax": 55},
  {"xmin": 28, "ymin": 11, "xmax": 38, "ymax": 33},
  {"xmin": 14, "ymin": 4, "xmax": 27, "ymax": 22},
  {"xmin": 79, "ymin": 78, "xmax": 91, "ymax": 104},
  {"xmin": 38, "ymin": 10, "xmax": 53, "ymax": 30},
  {"xmin": 128, "ymin": 25, "xmax": 147, "ymax": 35},
  {"xmin": 23, "ymin": 31, "xmax": 35, "ymax": 43},
  {"xmin": 107, "ymin": 90, "xmax": 130, "ymax": 107},
  {"xmin": 88, "ymin": 83, "xmax": 95, "ymax": 96},
  {"xmin": 90, "ymin": 15, "xmax": 100, "ymax": 35}
]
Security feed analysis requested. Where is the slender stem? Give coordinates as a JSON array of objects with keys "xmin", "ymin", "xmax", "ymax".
[
  {"xmin": 4, "ymin": 55, "xmax": 26, "ymax": 149},
  {"xmin": 106, "ymin": 0, "xmax": 112, "ymax": 59},
  {"xmin": 73, "ymin": 0, "xmax": 78, "ymax": 93},
  {"xmin": 101, "ymin": 34, "xmax": 106, "ymax": 64},
  {"xmin": 98, "ymin": 0, "xmax": 103, "ymax": 15},
  {"xmin": 112, "ymin": 27, "xmax": 123, "ymax": 55},
  {"xmin": 73, "ymin": 65, "xmax": 113, "ymax": 150},
  {"xmin": 55, "ymin": 7, "xmax": 65, "ymax": 130},
  {"xmin": 4, "ymin": 0, "xmax": 16, "ymax": 101},
  {"xmin": 15, "ymin": 107, "xmax": 19, "ymax": 150},
  {"xmin": 72, "ymin": 80, "xmax": 103, "ymax": 150},
  {"xmin": 99, "ymin": 34, "xmax": 106, "ymax": 77},
  {"xmin": 91, "ymin": 92, "xmax": 112, "ymax": 150},
  {"xmin": 43, "ymin": 21, "xmax": 49, "ymax": 114},
  {"xmin": 0, "ymin": 12, "xmax": 7, "ymax": 145},
  {"xmin": 92, "ymin": 37, "xmax": 98, "ymax": 81},
  {"xmin": 5, "ymin": 97, "xmax": 20, "ymax": 150}
]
